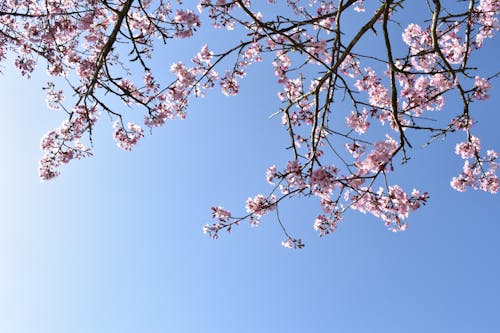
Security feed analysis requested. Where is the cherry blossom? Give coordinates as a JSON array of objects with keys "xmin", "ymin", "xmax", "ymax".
[
  {"xmin": 113, "ymin": 121, "xmax": 144, "ymax": 151},
  {"xmin": 0, "ymin": 0, "xmax": 498, "ymax": 248},
  {"xmin": 472, "ymin": 76, "xmax": 491, "ymax": 100},
  {"xmin": 346, "ymin": 111, "xmax": 370, "ymax": 134}
]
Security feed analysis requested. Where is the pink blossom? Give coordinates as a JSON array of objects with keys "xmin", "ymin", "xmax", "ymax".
[
  {"xmin": 193, "ymin": 44, "xmax": 213, "ymax": 64},
  {"xmin": 266, "ymin": 165, "xmax": 278, "ymax": 184},
  {"xmin": 313, "ymin": 213, "xmax": 342, "ymax": 237},
  {"xmin": 473, "ymin": 0, "xmax": 500, "ymax": 47},
  {"xmin": 113, "ymin": 121, "xmax": 144, "ymax": 151},
  {"xmin": 350, "ymin": 186, "xmax": 428, "ymax": 231},
  {"xmin": 281, "ymin": 237, "xmax": 304, "ymax": 249},
  {"xmin": 355, "ymin": 136, "xmax": 398, "ymax": 175},
  {"xmin": 439, "ymin": 27, "xmax": 467, "ymax": 64},
  {"xmin": 455, "ymin": 136, "xmax": 481, "ymax": 159},
  {"xmin": 472, "ymin": 76, "xmax": 491, "ymax": 100},
  {"xmin": 174, "ymin": 9, "xmax": 200, "ymax": 38},
  {"xmin": 345, "ymin": 142, "xmax": 366, "ymax": 159},
  {"xmin": 1, "ymin": 0, "xmax": 497, "ymax": 247},
  {"xmin": 282, "ymin": 160, "xmax": 306, "ymax": 191},
  {"xmin": 170, "ymin": 62, "xmax": 196, "ymax": 87},
  {"xmin": 340, "ymin": 54, "xmax": 361, "ymax": 78},
  {"xmin": 45, "ymin": 83, "xmax": 64, "ymax": 110},
  {"xmin": 451, "ymin": 148, "xmax": 499, "ymax": 193},
  {"xmin": 203, "ymin": 223, "xmax": 223, "ymax": 239},
  {"xmin": 245, "ymin": 194, "xmax": 277, "ymax": 217},
  {"xmin": 354, "ymin": 0, "xmax": 365, "ymax": 12},
  {"xmin": 346, "ymin": 111, "xmax": 370, "ymax": 134},
  {"xmin": 220, "ymin": 71, "xmax": 239, "ymax": 96},
  {"xmin": 211, "ymin": 206, "xmax": 232, "ymax": 222},
  {"xmin": 309, "ymin": 166, "xmax": 338, "ymax": 198},
  {"xmin": 355, "ymin": 68, "xmax": 390, "ymax": 109}
]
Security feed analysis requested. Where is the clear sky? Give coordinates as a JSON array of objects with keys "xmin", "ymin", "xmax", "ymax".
[{"xmin": 0, "ymin": 3, "xmax": 499, "ymax": 333}]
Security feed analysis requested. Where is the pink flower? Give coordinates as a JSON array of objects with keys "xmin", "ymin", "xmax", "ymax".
[
  {"xmin": 313, "ymin": 213, "xmax": 342, "ymax": 237},
  {"xmin": 174, "ymin": 9, "xmax": 200, "ymax": 38},
  {"xmin": 451, "ymin": 147, "xmax": 499, "ymax": 193},
  {"xmin": 340, "ymin": 54, "xmax": 361, "ymax": 78},
  {"xmin": 266, "ymin": 165, "xmax": 278, "ymax": 184},
  {"xmin": 220, "ymin": 71, "xmax": 239, "ymax": 96},
  {"xmin": 455, "ymin": 136, "xmax": 481, "ymax": 159},
  {"xmin": 354, "ymin": 0, "xmax": 365, "ymax": 12},
  {"xmin": 245, "ymin": 194, "xmax": 277, "ymax": 217},
  {"xmin": 309, "ymin": 166, "xmax": 338, "ymax": 198},
  {"xmin": 45, "ymin": 83, "xmax": 64, "ymax": 110},
  {"xmin": 349, "ymin": 186, "xmax": 428, "ymax": 231},
  {"xmin": 346, "ymin": 111, "xmax": 370, "ymax": 134},
  {"xmin": 282, "ymin": 160, "xmax": 306, "ymax": 191},
  {"xmin": 113, "ymin": 121, "xmax": 144, "ymax": 151},
  {"xmin": 472, "ymin": 76, "xmax": 490, "ymax": 100},
  {"xmin": 355, "ymin": 135, "xmax": 398, "ymax": 175},
  {"xmin": 211, "ymin": 206, "xmax": 232, "ymax": 222},
  {"xmin": 281, "ymin": 237, "xmax": 304, "ymax": 249},
  {"xmin": 193, "ymin": 44, "xmax": 213, "ymax": 64}
]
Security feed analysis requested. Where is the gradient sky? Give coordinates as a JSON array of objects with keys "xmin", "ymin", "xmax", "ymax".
[{"xmin": 0, "ymin": 3, "xmax": 499, "ymax": 333}]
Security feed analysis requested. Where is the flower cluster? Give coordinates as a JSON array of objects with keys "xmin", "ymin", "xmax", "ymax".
[
  {"xmin": 113, "ymin": 121, "xmax": 144, "ymax": 151},
  {"xmin": 245, "ymin": 194, "xmax": 277, "ymax": 218},
  {"xmin": 313, "ymin": 213, "xmax": 342, "ymax": 237},
  {"xmin": 349, "ymin": 186, "xmax": 429, "ymax": 232},
  {"xmin": 281, "ymin": 237, "xmax": 305, "ymax": 249},
  {"xmin": 355, "ymin": 136, "xmax": 398, "ymax": 175},
  {"xmin": 174, "ymin": 9, "xmax": 201, "ymax": 38},
  {"xmin": 346, "ymin": 111, "xmax": 370, "ymax": 134},
  {"xmin": 452, "ymin": 142, "xmax": 498, "ymax": 193},
  {"xmin": 1, "ymin": 0, "xmax": 498, "ymax": 247},
  {"xmin": 39, "ymin": 105, "xmax": 98, "ymax": 180},
  {"xmin": 200, "ymin": 0, "xmax": 498, "ymax": 247},
  {"xmin": 472, "ymin": 76, "xmax": 491, "ymax": 100}
]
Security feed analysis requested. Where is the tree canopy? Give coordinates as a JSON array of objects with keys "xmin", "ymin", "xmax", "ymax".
[{"xmin": 1, "ymin": 0, "xmax": 498, "ymax": 247}]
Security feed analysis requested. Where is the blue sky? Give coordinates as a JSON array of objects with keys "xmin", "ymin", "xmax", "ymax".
[{"xmin": 0, "ymin": 3, "xmax": 499, "ymax": 333}]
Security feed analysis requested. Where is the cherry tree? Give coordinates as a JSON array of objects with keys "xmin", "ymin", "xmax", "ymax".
[{"xmin": 1, "ymin": 0, "xmax": 498, "ymax": 248}]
